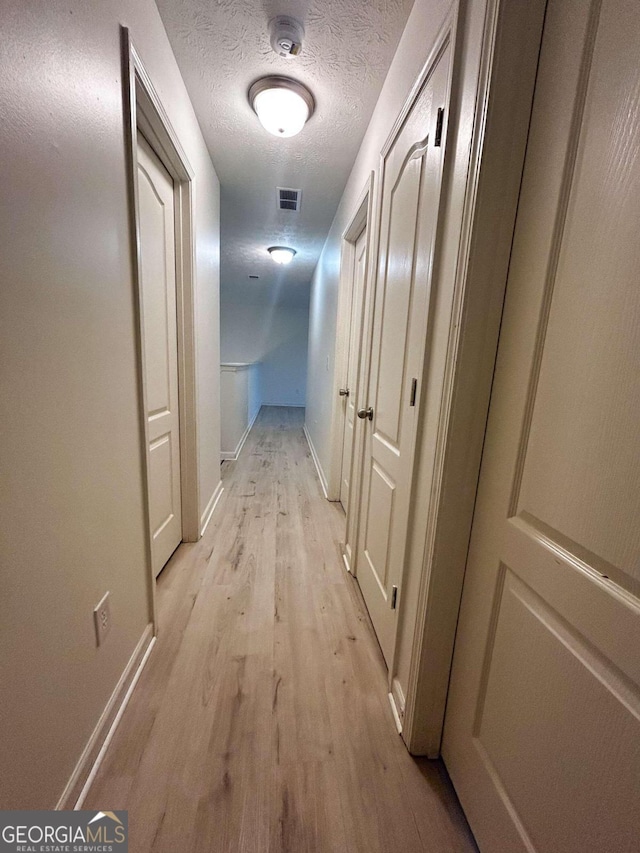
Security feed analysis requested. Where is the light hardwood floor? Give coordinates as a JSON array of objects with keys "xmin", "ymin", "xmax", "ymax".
[{"xmin": 85, "ymin": 406, "xmax": 477, "ymax": 853}]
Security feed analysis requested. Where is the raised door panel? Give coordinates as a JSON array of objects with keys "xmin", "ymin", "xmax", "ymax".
[
  {"xmin": 138, "ymin": 168, "xmax": 172, "ymax": 419},
  {"xmin": 148, "ymin": 434, "xmax": 176, "ymax": 540},
  {"xmin": 476, "ymin": 557, "xmax": 639, "ymax": 853},
  {"xmin": 516, "ymin": 4, "xmax": 640, "ymax": 586},
  {"xmin": 373, "ymin": 153, "xmax": 425, "ymax": 449},
  {"xmin": 362, "ymin": 461, "xmax": 395, "ymax": 595}
]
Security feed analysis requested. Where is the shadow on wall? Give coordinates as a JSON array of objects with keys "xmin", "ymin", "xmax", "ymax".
[{"xmin": 260, "ymin": 336, "xmax": 307, "ymax": 407}]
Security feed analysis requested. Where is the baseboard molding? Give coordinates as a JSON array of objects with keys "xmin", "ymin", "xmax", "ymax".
[
  {"xmin": 220, "ymin": 407, "xmax": 260, "ymax": 461},
  {"xmin": 261, "ymin": 402, "xmax": 305, "ymax": 408},
  {"xmin": 341, "ymin": 541, "xmax": 352, "ymax": 573},
  {"xmin": 200, "ymin": 480, "xmax": 224, "ymax": 536},
  {"xmin": 56, "ymin": 624, "xmax": 155, "ymax": 810},
  {"xmin": 303, "ymin": 424, "xmax": 329, "ymax": 498},
  {"xmin": 389, "ymin": 688, "xmax": 404, "ymax": 735}
]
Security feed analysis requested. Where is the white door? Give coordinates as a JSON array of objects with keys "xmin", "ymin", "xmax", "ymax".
[
  {"xmin": 355, "ymin": 40, "xmax": 451, "ymax": 666},
  {"xmin": 137, "ymin": 134, "xmax": 182, "ymax": 577},
  {"xmin": 443, "ymin": 1, "xmax": 640, "ymax": 850},
  {"xmin": 339, "ymin": 225, "xmax": 368, "ymax": 511}
]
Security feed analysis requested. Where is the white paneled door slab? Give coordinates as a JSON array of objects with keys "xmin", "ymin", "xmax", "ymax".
[
  {"xmin": 442, "ymin": 1, "xmax": 640, "ymax": 851},
  {"xmin": 339, "ymin": 225, "xmax": 368, "ymax": 511},
  {"xmin": 137, "ymin": 134, "xmax": 182, "ymax": 577},
  {"xmin": 355, "ymin": 35, "xmax": 452, "ymax": 666}
]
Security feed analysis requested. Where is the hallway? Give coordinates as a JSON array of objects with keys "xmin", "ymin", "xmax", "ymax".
[{"xmin": 84, "ymin": 407, "xmax": 476, "ymax": 852}]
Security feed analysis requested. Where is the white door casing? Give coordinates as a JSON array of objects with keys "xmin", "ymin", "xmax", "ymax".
[
  {"xmin": 136, "ymin": 134, "xmax": 183, "ymax": 577},
  {"xmin": 339, "ymin": 225, "xmax": 368, "ymax": 511},
  {"xmin": 355, "ymin": 28, "xmax": 453, "ymax": 667},
  {"xmin": 396, "ymin": 0, "xmax": 547, "ymax": 758},
  {"xmin": 443, "ymin": 1, "xmax": 640, "ymax": 850}
]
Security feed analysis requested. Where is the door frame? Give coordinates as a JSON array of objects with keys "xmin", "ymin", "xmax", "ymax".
[
  {"xmin": 122, "ymin": 28, "xmax": 200, "ymax": 629},
  {"xmin": 350, "ymin": 1, "xmax": 461, "ymax": 690},
  {"xmin": 397, "ymin": 0, "xmax": 547, "ymax": 754},
  {"xmin": 326, "ymin": 173, "xmax": 376, "ymax": 506}
]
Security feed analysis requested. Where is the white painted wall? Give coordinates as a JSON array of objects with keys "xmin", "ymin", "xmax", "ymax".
[
  {"xmin": 247, "ymin": 361, "xmax": 262, "ymax": 425},
  {"xmin": 220, "ymin": 300, "xmax": 309, "ymax": 407},
  {"xmin": 0, "ymin": 0, "xmax": 220, "ymax": 807}
]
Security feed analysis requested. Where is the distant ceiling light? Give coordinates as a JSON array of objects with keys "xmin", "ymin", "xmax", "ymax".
[
  {"xmin": 248, "ymin": 76, "xmax": 315, "ymax": 138},
  {"xmin": 268, "ymin": 246, "xmax": 296, "ymax": 265}
]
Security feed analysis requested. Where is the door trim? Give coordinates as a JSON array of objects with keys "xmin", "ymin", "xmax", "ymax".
[
  {"xmin": 326, "ymin": 173, "xmax": 375, "ymax": 506},
  {"xmin": 122, "ymin": 28, "xmax": 200, "ymax": 630},
  {"xmin": 399, "ymin": 0, "xmax": 547, "ymax": 755}
]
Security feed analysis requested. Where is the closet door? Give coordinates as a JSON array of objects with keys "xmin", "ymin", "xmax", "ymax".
[
  {"xmin": 355, "ymin": 35, "xmax": 451, "ymax": 666},
  {"xmin": 443, "ymin": 2, "xmax": 640, "ymax": 850},
  {"xmin": 137, "ymin": 134, "xmax": 182, "ymax": 576}
]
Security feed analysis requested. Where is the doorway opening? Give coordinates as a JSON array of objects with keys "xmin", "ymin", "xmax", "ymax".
[{"xmin": 123, "ymin": 29, "xmax": 200, "ymax": 628}]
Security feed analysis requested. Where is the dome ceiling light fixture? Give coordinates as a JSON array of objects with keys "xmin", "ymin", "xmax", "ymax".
[
  {"xmin": 268, "ymin": 246, "xmax": 296, "ymax": 265},
  {"xmin": 248, "ymin": 76, "xmax": 315, "ymax": 138}
]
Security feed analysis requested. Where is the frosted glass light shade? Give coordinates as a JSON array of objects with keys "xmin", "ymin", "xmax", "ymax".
[
  {"xmin": 249, "ymin": 77, "xmax": 315, "ymax": 138},
  {"xmin": 268, "ymin": 246, "xmax": 296, "ymax": 265}
]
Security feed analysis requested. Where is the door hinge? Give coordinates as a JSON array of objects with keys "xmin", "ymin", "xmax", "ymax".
[
  {"xmin": 434, "ymin": 107, "xmax": 445, "ymax": 147},
  {"xmin": 410, "ymin": 377, "xmax": 417, "ymax": 407},
  {"xmin": 391, "ymin": 585, "xmax": 398, "ymax": 609}
]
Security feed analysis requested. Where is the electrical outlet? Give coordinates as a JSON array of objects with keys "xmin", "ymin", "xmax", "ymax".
[{"xmin": 93, "ymin": 592, "xmax": 111, "ymax": 647}]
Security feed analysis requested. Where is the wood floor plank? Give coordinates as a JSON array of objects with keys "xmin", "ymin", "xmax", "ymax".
[{"xmin": 85, "ymin": 406, "xmax": 476, "ymax": 853}]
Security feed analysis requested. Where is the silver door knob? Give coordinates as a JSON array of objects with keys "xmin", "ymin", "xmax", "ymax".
[
  {"xmin": 357, "ymin": 407, "xmax": 374, "ymax": 421},
  {"xmin": 339, "ymin": 388, "xmax": 350, "ymax": 397}
]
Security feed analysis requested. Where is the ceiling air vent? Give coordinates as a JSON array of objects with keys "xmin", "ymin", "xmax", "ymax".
[{"xmin": 277, "ymin": 187, "xmax": 302, "ymax": 212}]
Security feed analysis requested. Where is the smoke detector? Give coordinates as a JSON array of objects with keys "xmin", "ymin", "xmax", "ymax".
[{"xmin": 269, "ymin": 16, "xmax": 304, "ymax": 58}]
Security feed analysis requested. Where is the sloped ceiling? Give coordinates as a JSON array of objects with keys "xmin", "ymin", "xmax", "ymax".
[{"xmin": 155, "ymin": 0, "xmax": 414, "ymax": 306}]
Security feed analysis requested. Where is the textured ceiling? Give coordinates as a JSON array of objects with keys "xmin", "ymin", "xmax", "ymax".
[{"xmin": 155, "ymin": 0, "xmax": 414, "ymax": 307}]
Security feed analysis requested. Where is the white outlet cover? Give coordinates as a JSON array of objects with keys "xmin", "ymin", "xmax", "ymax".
[{"xmin": 93, "ymin": 591, "xmax": 111, "ymax": 647}]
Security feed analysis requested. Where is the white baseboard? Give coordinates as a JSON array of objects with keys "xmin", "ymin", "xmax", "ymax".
[
  {"xmin": 303, "ymin": 424, "xmax": 329, "ymax": 499},
  {"xmin": 389, "ymin": 677, "xmax": 406, "ymax": 735},
  {"xmin": 389, "ymin": 689, "xmax": 404, "ymax": 735},
  {"xmin": 200, "ymin": 480, "xmax": 224, "ymax": 536},
  {"xmin": 261, "ymin": 402, "xmax": 305, "ymax": 408},
  {"xmin": 74, "ymin": 633, "xmax": 156, "ymax": 809},
  {"xmin": 220, "ymin": 406, "xmax": 260, "ymax": 461},
  {"xmin": 56, "ymin": 623, "xmax": 155, "ymax": 810},
  {"xmin": 341, "ymin": 541, "xmax": 352, "ymax": 573}
]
